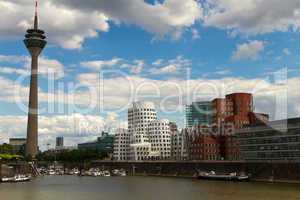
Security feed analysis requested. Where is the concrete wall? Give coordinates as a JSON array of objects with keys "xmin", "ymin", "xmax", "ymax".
[{"xmin": 91, "ymin": 160, "xmax": 300, "ymax": 183}]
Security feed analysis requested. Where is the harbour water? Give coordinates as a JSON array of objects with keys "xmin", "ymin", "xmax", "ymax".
[{"xmin": 0, "ymin": 176, "xmax": 299, "ymax": 200}]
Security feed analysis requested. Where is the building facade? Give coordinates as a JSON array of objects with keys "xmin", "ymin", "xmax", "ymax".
[
  {"xmin": 148, "ymin": 119, "xmax": 171, "ymax": 160},
  {"xmin": 128, "ymin": 101, "xmax": 157, "ymax": 160},
  {"xmin": 211, "ymin": 93, "xmax": 269, "ymax": 132},
  {"xmin": 171, "ymin": 130, "xmax": 188, "ymax": 160},
  {"xmin": 186, "ymin": 101, "xmax": 213, "ymax": 128},
  {"xmin": 113, "ymin": 101, "xmax": 174, "ymax": 161},
  {"xmin": 185, "ymin": 126, "xmax": 220, "ymax": 160},
  {"xmin": 237, "ymin": 118, "xmax": 300, "ymax": 160},
  {"xmin": 56, "ymin": 137, "xmax": 64, "ymax": 150},
  {"xmin": 78, "ymin": 132, "xmax": 114, "ymax": 155},
  {"xmin": 212, "ymin": 98, "xmax": 226, "ymax": 125},
  {"xmin": 113, "ymin": 129, "xmax": 131, "ymax": 161},
  {"xmin": 223, "ymin": 93, "xmax": 254, "ymax": 129}
]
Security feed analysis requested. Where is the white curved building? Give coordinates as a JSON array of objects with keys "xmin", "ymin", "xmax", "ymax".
[
  {"xmin": 128, "ymin": 101, "xmax": 157, "ymax": 144},
  {"xmin": 149, "ymin": 119, "xmax": 171, "ymax": 160},
  {"xmin": 115, "ymin": 101, "xmax": 173, "ymax": 161},
  {"xmin": 113, "ymin": 128, "xmax": 130, "ymax": 161},
  {"xmin": 128, "ymin": 101, "xmax": 157, "ymax": 160}
]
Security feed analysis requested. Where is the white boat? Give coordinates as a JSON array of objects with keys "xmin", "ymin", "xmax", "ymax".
[
  {"xmin": 48, "ymin": 169, "xmax": 56, "ymax": 175},
  {"xmin": 197, "ymin": 171, "xmax": 250, "ymax": 182},
  {"xmin": 73, "ymin": 168, "xmax": 80, "ymax": 175},
  {"xmin": 14, "ymin": 175, "xmax": 31, "ymax": 182},
  {"xmin": 103, "ymin": 170, "xmax": 111, "ymax": 177},
  {"xmin": 1, "ymin": 177, "xmax": 15, "ymax": 182},
  {"xmin": 112, "ymin": 169, "xmax": 126, "ymax": 177},
  {"xmin": 1, "ymin": 175, "xmax": 31, "ymax": 183}
]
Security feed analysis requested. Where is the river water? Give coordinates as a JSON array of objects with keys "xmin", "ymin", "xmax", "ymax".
[{"xmin": 0, "ymin": 176, "xmax": 299, "ymax": 200}]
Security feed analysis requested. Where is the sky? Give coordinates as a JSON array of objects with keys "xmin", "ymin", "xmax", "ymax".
[{"xmin": 0, "ymin": 0, "xmax": 300, "ymax": 150}]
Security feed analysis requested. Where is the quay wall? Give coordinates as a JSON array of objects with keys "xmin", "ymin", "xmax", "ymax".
[{"xmin": 92, "ymin": 160, "xmax": 300, "ymax": 183}]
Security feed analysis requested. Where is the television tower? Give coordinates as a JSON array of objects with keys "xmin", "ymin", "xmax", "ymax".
[{"xmin": 24, "ymin": 0, "xmax": 47, "ymax": 158}]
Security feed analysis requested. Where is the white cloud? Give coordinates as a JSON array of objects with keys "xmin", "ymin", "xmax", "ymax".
[
  {"xmin": 129, "ymin": 60, "xmax": 144, "ymax": 75},
  {"xmin": 150, "ymin": 56, "xmax": 191, "ymax": 75},
  {"xmin": 56, "ymin": 0, "xmax": 203, "ymax": 39},
  {"xmin": 0, "ymin": 0, "xmax": 110, "ymax": 49},
  {"xmin": 81, "ymin": 58, "xmax": 122, "ymax": 71},
  {"xmin": 0, "ymin": 67, "xmax": 28, "ymax": 76},
  {"xmin": 231, "ymin": 40, "xmax": 265, "ymax": 61},
  {"xmin": 215, "ymin": 69, "xmax": 231, "ymax": 76},
  {"xmin": 3, "ymin": 0, "xmax": 300, "ymax": 48},
  {"xmin": 152, "ymin": 59, "xmax": 164, "ymax": 67},
  {"xmin": 150, "ymin": 64, "xmax": 178, "ymax": 75},
  {"xmin": 204, "ymin": 0, "xmax": 300, "ymax": 36},
  {"xmin": 283, "ymin": 48, "xmax": 291, "ymax": 55},
  {"xmin": 0, "ymin": 0, "xmax": 203, "ymax": 49},
  {"xmin": 0, "ymin": 54, "xmax": 64, "ymax": 79},
  {"xmin": 0, "ymin": 113, "xmax": 127, "ymax": 150},
  {"xmin": 191, "ymin": 28, "xmax": 201, "ymax": 40}
]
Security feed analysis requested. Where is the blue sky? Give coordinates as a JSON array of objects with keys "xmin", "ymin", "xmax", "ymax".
[{"xmin": 0, "ymin": 0, "xmax": 300, "ymax": 149}]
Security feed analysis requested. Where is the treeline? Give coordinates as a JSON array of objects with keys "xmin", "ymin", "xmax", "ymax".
[{"xmin": 0, "ymin": 144, "xmax": 23, "ymax": 161}]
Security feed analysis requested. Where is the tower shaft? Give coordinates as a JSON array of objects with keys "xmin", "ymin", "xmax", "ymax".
[{"xmin": 26, "ymin": 53, "xmax": 39, "ymax": 158}]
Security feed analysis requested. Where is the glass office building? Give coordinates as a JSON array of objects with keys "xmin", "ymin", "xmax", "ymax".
[
  {"xmin": 237, "ymin": 118, "xmax": 300, "ymax": 160},
  {"xmin": 186, "ymin": 101, "xmax": 213, "ymax": 128}
]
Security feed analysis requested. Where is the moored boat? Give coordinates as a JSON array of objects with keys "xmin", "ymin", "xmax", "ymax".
[
  {"xmin": 112, "ymin": 169, "xmax": 127, "ymax": 177},
  {"xmin": 1, "ymin": 174, "xmax": 31, "ymax": 183},
  {"xmin": 197, "ymin": 171, "xmax": 250, "ymax": 182},
  {"xmin": 14, "ymin": 174, "xmax": 31, "ymax": 182},
  {"xmin": 1, "ymin": 176, "xmax": 15, "ymax": 182},
  {"xmin": 103, "ymin": 170, "xmax": 111, "ymax": 177}
]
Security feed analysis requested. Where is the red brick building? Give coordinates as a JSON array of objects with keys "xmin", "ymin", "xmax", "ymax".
[
  {"xmin": 186, "ymin": 126, "xmax": 240, "ymax": 161},
  {"xmin": 185, "ymin": 125, "xmax": 219, "ymax": 160},
  {"xmin": 186, "ymin": 93, "xmax": 269, "ymax": 161},
  {"xmin": 212, "ymin": 98, "xmax": 226, "ymax": 124},
  {"xmin": 224, "ymin": 93, "xmax": 254, "ymax": 129},
  {"xmin": 212, "ymin": 93, "xmax": 269, "ymax": 130}
]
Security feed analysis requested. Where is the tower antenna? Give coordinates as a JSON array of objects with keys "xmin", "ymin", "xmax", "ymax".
[{"xmin": 34, "ymin": 0, "xmax": 38, "ymax": 29}]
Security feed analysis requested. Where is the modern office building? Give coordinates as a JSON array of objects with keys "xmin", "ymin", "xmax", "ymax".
[
  {"xmin": 237, "ymin": 118, "xmax": 300, "ymax": 160},
  {"xmin": 212, "ymin": 98, "xmax": 226, "ymax": 124},
  {"xmin": 113, "ymin": 129, "xmax": 131, "ymax": 161},
  {"xmin": 184, "ymin": 125, "xmax": 240, "ymax": 161},
  {"xmin": 211, "ymin": 93, "xmax": 268, "ymax": 131},
  {"xmin": 171, "ymin": 130, "xmax": 188, "ymax": 160},
  {"xmin": 78, "ymin": 132, "xmax": 114, "ymax": 154},
  {"xmin": 185, "ymin": 126, "xmax": 220, "ymax": 160},
  {"xmin": 221, "ymin": 135, "xmax": 240, "ymax": 160},
  {"xmin": 186, "ymin": 101, "xmax": 213, "ymax": 128},
  {"xmin": 224, "ymin": 93, "xmax": 254, "ymax": 129},
  {"xmin": 24, "ymin": 1, "xmax": 47, "ymax": 158},
  {"xmin": 128, "ymin": 101, "xmax": 157, "ymax": 144},
  {"xmin": 148, "ymin": 119, "xmax": 171, "ymax": 160},
  {"xmin": 128, "ymin": 101, "xmax": 157, "ymax": 160},
  {"xmin": 56, "ymin": 137, "xmax": 64, "ymax": 150}
]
